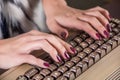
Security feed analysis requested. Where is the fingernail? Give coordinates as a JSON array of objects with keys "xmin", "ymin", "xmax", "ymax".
[
  {"xmin": 43, "ymin": 62, "xmax": 50, "ymax": 67},
  {"xmin": 64, "ymin": 51, "xmax": 70, "ymax": 59},
  {"xmin": 109, "ymin": 15, "xmax": 112, "ymax": 19},
  {"xmin": 70, "ymin": 47, "xmax": 77, "ymax": 54},
  {"xmin": 96, "ymin": 33, "xmax": 102, "ymax": 40},
  {"xmin": 57, "ymin": 55, "xmax": 62, "ymax": 62},
  {"xmin": 104, "ymin": 30, "xmax": 110, "ymax": 38},
  {"xmin": 61, "ymin": 32, "xmax": 67, "ymax": 39},
  {"xmin": 106, "ymin": 24, "xmax": 112, "ymax": 32}
]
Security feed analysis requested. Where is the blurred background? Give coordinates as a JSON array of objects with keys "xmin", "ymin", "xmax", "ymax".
[{"xmin": 66, "ymin": 0, "xmax": 112, "ymax": 9}]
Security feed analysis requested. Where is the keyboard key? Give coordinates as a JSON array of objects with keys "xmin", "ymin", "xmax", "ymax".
[
  {"xmin": 70, "ymin": 66, "xmax": 82, "ymax": 77},
  {"xmin": 25, "ymin": 68, "xmax": 39, "ymax": 79},
  {"xmin": 71, "ymin": 57, "xmax": 81, "ymax": 64},
  {"xmin": 83, "ymin": 47, "xmax": 93, "ymax": 55},
  {"xmin": 95, "ymin": 40, "xmax": 104, "ymax": 46},
  {"xmin": 112, "ymin": 35, "xmax": 120, "ymax": 45},
  {"xmin": 101, "ymin": 44, "xmax": 112, "ymax": 53},
  {"xmin": 16, "ymin": 75, "xmax": 28, "ymax": 80},
  {"xmin": 65, "ymin": 61, "xmax": 75, "ymax": 68},
  {"xmin": 57, "ymin": 76, "xmax": 68, "ymax": 80},
  {"xmin": 32, "ymin": 74, "xmax": 44, "ymax": 80},
  {"xmin": 51, "ymin": 71, "xmax": 61, "ymax": 78},
  {"xmin": 48, "ymin": 64, "xmax": 57, "ymax": 72},
  {"xmin": 43, "ymin": 76, "xmax": 54, "ymax": 80},
  {"xmin": 89, "ymin": 43, "xmax": 98, "ymax": 50},
  {"xmin": 85, "ymin": 38, "xmax": 94, "ymax": 45},
  {"xmin": 107, "ymin": 40, "xmax": 117, "ymax": 49},
  {"xmin": 77, "ymin": 52, "xmax": 87, "ymax": 59},
  {"xmin": 76, "ymin": 61, "xmax": 88, "ymax": 72},
  {"xmin": 63, "ymin": 71, "xmax": 75, "ymax": 80},
  {"xmin": 40, "ymin": 69, "xmax": 51, "ymax": 76},
  {"xmin": 58, "ymin": 66, "xmax": 68, "ymax": 73},
  {"xmin": 74, "ymin": 37, "xmax": 83, "ymax": 43},
  {"xmin": 75, "ymin": 46, "xmax": 82, "ymax": 53},
  {"xmin": 95, "ymin": 48, "xmax": 106, "ymax": 58},
  {"xmin": 83, "ymin": 57, "xmax": 94, "ymax": 67},
  {"xmin": 89, "ymin": 52, "xmax": 100, "ymax": 62},
  {"xmin": 69, "ymin": 41, "xmax": 77, "ymax": 47},
  {"xmin": 80, "ymin": 33, "xmax": 89, "ymax": 40},
  {"xmin": 80, "ymin": 42, "xmax": 88, "ymax": 48}
]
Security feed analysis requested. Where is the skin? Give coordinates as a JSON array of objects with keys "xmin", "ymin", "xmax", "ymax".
[{"xmin": 0, "ymin": 0, "xmax": 111, "ymax": 69}]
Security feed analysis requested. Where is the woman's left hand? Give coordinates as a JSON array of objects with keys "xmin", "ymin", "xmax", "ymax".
[{"xmin": 43, "ymin": 0, "xmax": 111, "ymax": 40}]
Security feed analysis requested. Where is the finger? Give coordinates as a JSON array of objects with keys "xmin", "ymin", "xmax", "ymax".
[
  {"xmin": 18, "ymin": 54, "xmax": 50, "ymax": 68},
  {"xmin": 55, "ymin": 16, "xmax": 102, "ymax": 39},
  {"xmin": 78, "ymin": 15, "xmax": 109, "ymax": 38},
  {"xmin": 45, "ymin": 35, "xmax": 69, "ymax": 59},
  {"xmin": 20, "ymin": 39, "xmax": 61, "ymax": 62},
  {"xmin": 47, "ymin": 20, "xmax": 69, "ymax": 39},
  {"xmin": 56, "ymin": 36, "xmax": 77, "ymax": 54},
  {"xmin": 83, "ymin": 11, "xmax": 109, "ymax": 26},
  {"xmin": 88, "ymin": 6, "xmax": 110, "ymax": 20}
]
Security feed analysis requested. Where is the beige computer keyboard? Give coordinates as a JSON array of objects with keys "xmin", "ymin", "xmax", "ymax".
[{"xmin": 0, "ymin": 18, "xmax": 120, "ymax": 80}]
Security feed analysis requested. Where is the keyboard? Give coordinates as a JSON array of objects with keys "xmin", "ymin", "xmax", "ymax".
[{"xmin": 14, "ymin": 18, "xmax": 120, "ymax": 80}]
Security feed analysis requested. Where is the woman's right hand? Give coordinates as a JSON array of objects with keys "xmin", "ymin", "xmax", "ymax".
[{"xmin": 0, "ymin": 30, "xmax": 75, "ymax": 69}]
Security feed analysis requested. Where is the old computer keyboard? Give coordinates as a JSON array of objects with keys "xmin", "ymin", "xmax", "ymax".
[{"xmin": 16, "ymin": 18, "xmax": 120, "ymax": 80}]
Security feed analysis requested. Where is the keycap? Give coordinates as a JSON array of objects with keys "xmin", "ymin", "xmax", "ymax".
[
  {"xmin": 113, "ymin": 28, "xmax": 120, "ymax": 34},
  {"xmin": 63, "ymin": 71, "xmax": 75, "ymax": 80},
  {"xmin": 85, "ymin": 38, "xmax": 94, "ymax": 45},
  {"xmin": 74, "ymin": 37, "xmax": 83, "ymax": 43},
  {"xmin": 80, "ymin": 33, "xmax": 89, "ymax": 40},
  {"xmin": 48, "ymin": 64, "xmax": 57, "ymax": 72},
  {"xmin": 101, "ymin": 44, "xmax": 112, "ymax": 53},
  {"xmin": 69, "ymin": 41, "xmax": 77, "ymax": 47},
  {"xmin": 51, "ymin": 71, "xmax": 61, "ymax": 78},
  {"xmin": 65, "ymin": 61, "xmax": 75, "ymax": 68},
  {"xmin": 16, "ymin": 75, "xmax": 28, "ymax": 80},
  {"xmin": 112, "ymin": 35, "xmax": 120, "ymax": 45},
  {"xmin": 95, "ymin": 40, "xmax": 104, "ymax": 46},
  {"xmin": 89, "ymin": 52, "xmax": 100, "ymax": 62},
  {"xmin": 80, "ymin": 42, "xmax": 88, "ymax": 48},
  {"xmin": 75, "ymin": 46, "xmax": 82, "ymax": 53},
  {"xmin": 55, "ymin": 61, "xmax": 64, "ymax": 67},
  {"xmin": 40, "ymin": 69, "xmax": 51, "ymax": 76},
  {"xmin": 89, "ymin": 43, "xmax": 98, "ymax": 50},
  {"xmin": 43, "ymin": 76, "xmax": 54, "ymax": 80},
  {"xmin": 76, "ymin": 61, "xmax": 88, "ymax": 72},
  {"xmin": 58, "ymin": 66, "xmax": 68, "ymax": 73},
  {"xmin": 32, "ymin": 74, "xmax": 44, "ymax": 80},
  {"xmin": 83, "ymin": 57, "xmax": 94, "ymax": 67},
  {"xmin": 57, "ymin": 76, "xmax": 68, "ymax": 80},
  {"xmin": 77, "ymin": 52, "xmax": 87, "ymax": 59},
  {"xmin": 95, "ymin": 48, "xmax": 106, "ymax": 58},
  {"xmin": 25, "ymin": 68, "xmax": 39, "ymax": 78},
  {"xmin": 107, "ymin": 40, "xmax": 117, "ymax": 49},
  {"xmin": 71, "ymin": 57, "xmax": 81, "ymax": 64},
  {"xmin": 70, "ymin": 66, "xmax": 82, "ymax": 77},
  {"xmin": 83, "ymin": 47, "xmax": 93, "ymax": 55}
]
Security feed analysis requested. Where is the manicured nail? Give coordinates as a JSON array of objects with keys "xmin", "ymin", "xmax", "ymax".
[
  {"xmin": 64, "ymin": 51, "xmax": 70, "ymax": 59},
  {"xmin": 57, "ymin": 55, "xmax": 62, "ymax": 62},
  {"xmin": 43, "ymin": 62, "xmax": 50, "ymax": 67},
  {"xmin": 61, "ymin": 32, "xmax": 67, "ymax": 39},
  {"xmin": 106, "ymin": 24, "xmax": 112, "ymax": 32},
  {"xmin": 104, "ymin": 30, "xmax": 110, "ymax": 38},
  {"xmin": 109, "ymin": 15, "xmax": 112, "ymax": 19},
  {"xmin": 70, "ymin": 47, "xmax": 77, "ymax": 54},
  {"xmin": 96, "ymin": 33, "xmax": 102, "ymax": 40}
]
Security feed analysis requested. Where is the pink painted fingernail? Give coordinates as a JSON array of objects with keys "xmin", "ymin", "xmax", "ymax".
[
  {"xmin": 43, "ymin": 62, "xmax": 50, "ymax": 67},
  {"xmin": 106, "ymin": 24, "xmax": 112, "ymax": 32},
  {"xmin": 64, "ymin": 51, "xmax": 70, "ymax": 59},
  {"xmin": 57, "ymin": 55, "xmax": 62, "ymax": 62},
  {"xmin": 96, "ymin": 33, "xmax": 102, "ymax": 40},
  {"xmin": 104, "ymin": 30, "xmax": 110, "ymax": 38},
  {"xmin": 61, "ymin": 32, "xmax": 67, "ymax": 39},
  {"xmin": 70, "ymin": 47, "xmax": 77, "ymax": 54}
]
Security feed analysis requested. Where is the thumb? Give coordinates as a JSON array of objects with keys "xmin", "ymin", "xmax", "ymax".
[{"xmin": 19, "ymin": 54, "xmax": 50, "ymax": 68}]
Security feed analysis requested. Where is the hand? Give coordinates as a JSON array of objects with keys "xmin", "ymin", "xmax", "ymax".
[
  {"xmin": 43, "ymin": 0, "xmax": 111, "ymax": 40},
  {"xmin": 0, "ymin": 30, "xmax": 75, "ymax": 69}
]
